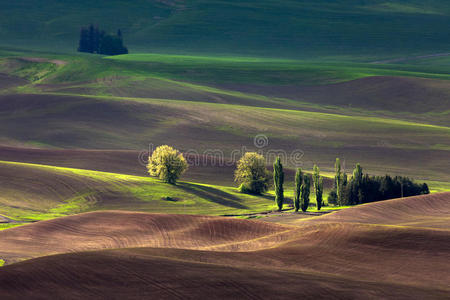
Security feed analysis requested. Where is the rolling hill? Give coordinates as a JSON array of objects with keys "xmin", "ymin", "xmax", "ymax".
[
  {"xmin": 0, "ymin": 92, "xmax": 448, "ymax": 183},
  {"xmin": 0, "ymin": 193, "xmax": 448, "ymax": 299},
  {"xmin": 1, "ymin": 0, "xmax": 449, "ymax": 58},
  {"xmin": 0, "ymin": 1, "xmax": 449, "ymax": 299},
  {"xmin": 0, "ymin": 50, "xmax": 449, "ymax": 186},
  {"xmin": 0, "ymin": 160, "xmax": 284, "ymax": 222}
]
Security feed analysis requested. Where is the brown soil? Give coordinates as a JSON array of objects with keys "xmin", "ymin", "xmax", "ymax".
[
  {"xmin": 219, "ymin": 76, "xmax": 450, "ymax": 115},
  {"xmin": 0, "ymin": 212, "xmax": 294, "ymax": 264},
  {"xmin": 0, "ymin": 193, "xmax": 448, "ymax": 299},
  {"xmin": 0, "ymin": 73, "xmax": 28, "ymax": 89},
  {"xmin": 0, "ymin": 93, "xmax": 448, "ymax": 182},
  {"xmin": 0, "ymin": 145, "xmax": 240, "ymax": 186},
  {"xmin": 19, "ymin": 57, "xmax": 66, "ymax": 66},
  {"xmin": 0, "ymin": 249, "xmax": 446, "ymax": 300}
]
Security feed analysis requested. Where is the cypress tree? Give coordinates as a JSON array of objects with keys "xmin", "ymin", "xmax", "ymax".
[
  {"xmin": 317, "ymin": 177, "xmax": 324, "ymax": 209},
  {"xmin": 87, "ymin": 24, "xmax": 95, "ymax": 53},
  {"xmin": 78, "ymin": 25, "xmax": 128, "ymax": 55},
  {"xmin": 313, "ymin": 165, "xmax": 323, "ymax": 210},
  {"xmin": 335, "ymin": 158, "xmax": 342, "ymax": 206},
  {"xmin": 273, "ymin": 157, "xmax": 284, "ymax": 211},
  {"xmin": 421, "ymin": 183, "xmax": 429, "ymax": 195},
  {"xmin": 352, "ymin": 163, "xmax": 363, "ymax": 204},
  {"xmin": 93, "ymin": 25, "xmax": 100, "ymax": 53},
  {"xmin": 77, "ymin": 27, "xmax": 89, "ymax": 53},
  {"xmin": 301, "ymin": 175, "xmax": 311, "ymax": 212},
  {"xmin": 341, "ymin": 172, "xmax": 348, "ymax": 205},
  {"xmin": 294, "ymin": 168, "xmax": 303, "ymax": 212}
]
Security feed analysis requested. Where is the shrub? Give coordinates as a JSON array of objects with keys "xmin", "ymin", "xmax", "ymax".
[
  {"xmin": 328, "ymin": 190, "xmax": 338, "ymax": 205},
  {"xmin": 147, "ymin": 145, "xmax": 188, "ymax": 184},
  {"xmin": 235, "ymin": 152, "xmax": 271, "ymax": 194}
]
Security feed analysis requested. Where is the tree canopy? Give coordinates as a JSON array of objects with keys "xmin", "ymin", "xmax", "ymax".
[
  {"xmin": 78, "ymin": 24, "xmax": 128, "ymax": 55},
  {"xmin": 147, "ymin": 145, "xmax": 188, "ymax": 184},
  {"xmin": 235, "ymin": 152, "xmax": 271, "ymax": 194}
]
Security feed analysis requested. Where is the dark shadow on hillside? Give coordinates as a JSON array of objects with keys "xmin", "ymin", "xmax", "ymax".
[
  {"xmin": 178, "ymin": 183, "xmax": 248, "ymax": 209},
  {"xmin": 256, "ymin": 194, "xmax": 276, "ymax": 202}
]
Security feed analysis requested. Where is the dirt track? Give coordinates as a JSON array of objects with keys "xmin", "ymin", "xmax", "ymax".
[{"xmin": 0, "ymin": 193, "xmax": 449, "ymax": 299}]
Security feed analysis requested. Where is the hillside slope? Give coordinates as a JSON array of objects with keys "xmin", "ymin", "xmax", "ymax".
[
  {"xmin": 0, "ymin": 250, "xmax": 446, "ymax": 300},
  {"xmin": 1, "ymin": 0, "xmax": 449, "ymax": 57},
  {"xmin": 0, "ymin": 160, "xmax": 278, "ymax": 221},
  {"xmin": 0, "ymin": 193, "xmax": 448, "ymax": 299},
  {"xmin": 0, "ymin": 211, "xmax": 295, "ymax": 263},
  {"xmin": 0, "ymin": 93, "xmax": 448, "ymax": 182}
]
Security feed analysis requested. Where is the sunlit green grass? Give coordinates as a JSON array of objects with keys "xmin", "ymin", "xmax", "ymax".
[
  {"xmin": 0, "ymin": 161, "xmax": 278, "ymax": 222},
  {"xmin": 2, "ymin": 50, "xmax": 449, "ymax": 89},
  {"xmin": 1, "ymin": 160, "xmax": 446, "ymax": 226},
  {"xmin": 0, "ymin": 224, "xmax": 23, "ymax": 231},
  {"xmin": 107, "ymin": 53, "xmax": 450, "ymax": 85}
]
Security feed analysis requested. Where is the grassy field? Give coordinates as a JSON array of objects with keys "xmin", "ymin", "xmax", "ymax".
[
  {"xmin": 0, "ymin": 49, "xmax": 448, "ymax": 188},
  {"xmin": 0, "ymin": 92, "xmax": 448, "ymax": 181},
  {"xmin": 0, "ymin": 160, "xmax": 286, "ymax": 222},
  {"xmin": 1, "ymin": 51, "xmax": 448, "ymax": 127},
  {"xmin": 2, "ymin": 50, "xmax": 450, "ymax": 86},
  {"xmin": 0, "ymin": 48, "xmax": 447, "ymax": 193},
  {"xmin": 0, "ymin": 1, "xmax": 449, "ymax": 58},
  {"xmin": 0, "ymin": 2, "xmax": 449, "ymax": 298},
  {"xmin": 0, "ymin": 158, "xmax": 445, "ymax": 225}
]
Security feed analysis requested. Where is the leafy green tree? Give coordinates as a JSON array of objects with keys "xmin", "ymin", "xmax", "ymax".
[
  {"xmin": 235, "ymin": 152, "xmax": 271, "ymax": 194},
  {"xmin": 301, "ymin": 175, "xmax": 311, "ymax": 212},
  {"xmin": 313, "ymin": 165, "xmax": 324, "ymax": 210},
  {"xmin": 273, "ymin": 157, "xmax": 284, "ymax": 211},
  {"xmin": 294, "ymin": 168, "xmax": 303, "ymax": 212},
  {"xmin": 147, "ymin": 145, "xmax": 188, "ymax": 184}
]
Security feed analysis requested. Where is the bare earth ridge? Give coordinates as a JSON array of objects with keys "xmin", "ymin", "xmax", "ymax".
[{"xmin": 0, "ymin": 193, "xmax": 449, "ymax": 299}]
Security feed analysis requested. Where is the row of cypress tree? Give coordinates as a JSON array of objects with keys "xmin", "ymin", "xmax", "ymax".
[
  {"xmin": 329, "ymin": 159, "xmax": 429, "ymax": 206},
  {"xmin": 274, "ymin": 157, "xmax": 429, "ymax": 212},
  {"xmin": 78, "ymin": 24, "xmax": 128, "ymax": 55},
  {"xmin": 273, "ymin": 158, "xmax": 323, "ymax": 212}
]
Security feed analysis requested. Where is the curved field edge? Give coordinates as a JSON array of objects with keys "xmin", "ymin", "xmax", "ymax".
[
  {"xmin": 1, "ymin": 159, "xmax": 448, "ymax": 224},
  {"xmin": 0, "ymin": 92, "xmax": 448, "ymax": 182},
  {"xmin": 0, "ymin": 193, "xmax": 448, "ymax": 298},
  {"xmin": 1, "ymin": 51, "xmax": 449, "ymax": 127},
  {"xmin": 0, "ymin": 160, "xmax": 279, "ymax": 221},
  {"xmin": 1, "ymin": 249, "xmax": 448, "ymax": 300}
]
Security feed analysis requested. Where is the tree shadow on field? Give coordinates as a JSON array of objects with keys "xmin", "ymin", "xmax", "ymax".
[
  {"xmin": 257, "ymin": 194, "xmax": 276, "ymax": 202},
  {"xmin": 178, "ymin": 183, "xmax": 248, "ymax": 209}
]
